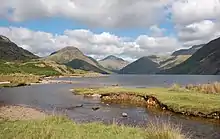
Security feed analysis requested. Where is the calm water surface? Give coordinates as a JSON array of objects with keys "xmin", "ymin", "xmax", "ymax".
[
  {"xmin": 1, "ymin": 75, "xmax": 220, "ymax": 139},
  {"xmin": 56, "ymin": 74, "xmax": 220, "ymax": 87}
]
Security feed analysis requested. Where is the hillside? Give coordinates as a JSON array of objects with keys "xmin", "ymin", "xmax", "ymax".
[
  {"xmin": 0, "ymin": 35, "xmax": 38, "ymax": 61},
  {"xmin": 66, "ymin": 59, "xmax": 108, "ymax": 74},
  {"xmin": 172, "ymin": 44, "xmax": 204, "ymax": 56},
  {"xmin": 119, "ymin": 57, "xmax": 159, "ymax": 74},
  {"xmin": 163, "ymin": 37, "xmax": 220, "ymax": 75},
  {"xmin": 0, "ymin": 60, "xmax": 75, "ymax": 76},
  {"xmin": 45, "ymin": 47, "xmax": 110, "ymax": 74},
  {"xmin": 99, "ymin": 55, "xmax": 129, "ymax": 72},
  {"xmin": 148, "ymin": 55, "xmax": 191, "ymax": 70}
]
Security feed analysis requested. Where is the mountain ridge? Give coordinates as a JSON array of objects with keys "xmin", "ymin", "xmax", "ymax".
[
  {"xmin": 119, "ymin": 56, "xmax": 159, "ymax": 74},
  {"xmin": 162, "ymin": 37, "xmax": 220, "ymax": 75},
  {"xmin": 45, "ymin": 46, "xmax": 110, "ymax": 74},
  {"xmin": 0, "ymin": 35, "xmax": 39, "ymax": 61}
]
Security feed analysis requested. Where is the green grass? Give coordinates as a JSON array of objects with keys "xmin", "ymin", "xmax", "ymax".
[
  {"xmin": 0, "ymin": 61, "xmax": 60, "ymax": 76},
  {"xmin": 74, "ymin": 87, "xmax": 220, "ymax": 114},
  {"xmin": 0, "ymin": 116, "xmax": 188, "ymax": 139}
]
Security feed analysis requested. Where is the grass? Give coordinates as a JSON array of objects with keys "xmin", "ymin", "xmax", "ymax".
[
  {"xmin": 0, "ymin": 60, "xmax": 102, "ymax": 78},
  {"xmin": 0, "ymin": 116, "xmax": 188, "ymax": 139},
  {"xmin": 185, "ymin": 82, "xmax": 220, "ymax": 94},
  {"xmin": 0, "ymin": 60, "xmax": 60, "ymax": 76},
  {"xmin": 74, "ymin": 87, "xmax": 220, "ymax": 115},
  {"xmin": 0, "ymin": 74, "xmax": 41, "ymax": 88}
]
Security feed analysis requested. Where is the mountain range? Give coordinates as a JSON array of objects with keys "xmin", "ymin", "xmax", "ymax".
[
  {"xmin": 162, "ymin": 37, "xmax": 220, "ymax": 75},
  {"xmin": 45, "ymin": 46, "xmax": 110, "ymax": 74},
  {"xmin": 1, "ymin": 34, "xmax": 220, "ymax": 75}
]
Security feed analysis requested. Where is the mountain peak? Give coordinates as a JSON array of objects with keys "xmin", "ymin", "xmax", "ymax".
[
  {"xmin": 0, "ymin": 35, "xmax": 11, "ymax": 43},
  {"xmin": 102, "ymin": 55, "xmax": 125, "ymax": 61},
  {"xmin": 50, "ymin": 46, "xmax": 82, "ymax": 56}
]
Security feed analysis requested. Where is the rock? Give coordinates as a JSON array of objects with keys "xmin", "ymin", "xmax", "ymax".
[
  {"xmin": 112, "ymin": 84, "xmax": 119, "ymax": 86},
  {"xmin": 92, "ymin": 107, "xmax": 100, "ymax": 111},
  {"xmin": 91, "ymin": 94, "xmax": 101, "ymax": 98},
  {"xmin": 122, "ymin": 112, "xmax": 128, "ymax": 117},
  {"xmin": 75, "ymin": 104, "xmax": 83, "ymax": 108},
  {"xmin": 66, "ymin": 104, "xmax": 83, "ymax": 110}
]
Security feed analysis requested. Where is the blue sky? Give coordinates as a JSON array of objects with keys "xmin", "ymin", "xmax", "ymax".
[
  {"xmin": 0, "ymin": 17, "xmax": 175, "ymax": 38},
  {"xmin": 0, "ymin": 0, "xmax": 219, "ymax": 60}
]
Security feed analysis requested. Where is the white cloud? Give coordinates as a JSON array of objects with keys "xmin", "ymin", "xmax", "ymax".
[
  {"xmin": 136, "ymin": 35, "xmax": 181, "ymax": 55},
  {"xmin": 177, "ymin": 20, "xmax": 220, "ymax": 46},
  {"xmin": 171, "ymin": 0, "xmax": 220, "ymax": 25},
  {"xmin": 149, "ymin": 25, "xmax": 166, "ymax": 37},
  {"xmin": 0, "ymin": 26, "xmax": 181, "ymax": 59},
  {"xmin": 0, "ymin": 0, "xmax": 172, "ymax": 28}
]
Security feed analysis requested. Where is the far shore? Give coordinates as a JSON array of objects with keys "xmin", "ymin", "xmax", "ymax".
[{"xmin": 0, "ymin": 73, "xmax": 108, "ymax": 88}]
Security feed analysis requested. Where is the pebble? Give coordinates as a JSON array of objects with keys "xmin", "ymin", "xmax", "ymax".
[{"xmin": 122, "ymin": 112, "xmax": 128, "ymax": 117}]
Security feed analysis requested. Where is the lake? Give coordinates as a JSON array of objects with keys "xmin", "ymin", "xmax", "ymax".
[
  {"xmin": 56, "ymin": 74, "xmax": 220, "ymax": 87},
  {"xmin": 1, "ymin": 75, "xmax": 220, "ymax": 139}
]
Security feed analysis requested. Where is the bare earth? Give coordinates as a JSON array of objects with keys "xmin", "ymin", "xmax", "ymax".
[{"xmin": 0, "ymin": 105, "xmax": 47, "ymax": 121}]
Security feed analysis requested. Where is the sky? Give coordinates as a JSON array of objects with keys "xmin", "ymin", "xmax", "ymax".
[{"xmin": 0, "ymin": 0, "xmax": 220, "ymax": 61}]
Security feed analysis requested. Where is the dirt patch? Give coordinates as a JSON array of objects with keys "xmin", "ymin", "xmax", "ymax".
[{"xmin": 0, "ymin": 105, "xmax": 47, "ymax": 121}]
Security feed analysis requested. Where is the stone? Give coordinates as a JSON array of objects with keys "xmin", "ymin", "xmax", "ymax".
[
  {"xmin": 91, "ymin": 94, "xmax": 102, "ymax": 98},
  {"xmin": 92, "ymin": 107, "xmax": 100, "ymax": 111},
  {"xmin": 122, "ymin": 112, "xmax": 128, "ymax": 117}
]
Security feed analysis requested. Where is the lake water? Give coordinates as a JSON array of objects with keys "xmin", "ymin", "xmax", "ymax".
[
  {"xmin": 56, "ymin": 74, "xmax": 220, "ymax": 87},
  {"xmin": 1, "ymin": 75, "xmax": 220, "ymax": 139}
]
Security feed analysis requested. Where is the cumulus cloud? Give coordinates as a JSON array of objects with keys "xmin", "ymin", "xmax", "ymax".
[
  {"xmin": 0, "ymin": 26, "xmax": 180, "ymax": 59},
  {"xmin": 171, "ymin": 0, "xmax": 220, "ymax": 25},
  {"xmin": 136, "ymin": 35, "xmax": 181, "ymax": 55},
  {"xmin": 177, "ymin": 20, "xmax": 220, "ymax": 46},
  {"xmin": 0, "ymin": 0, "xmax": 172, "ymax": 28}
]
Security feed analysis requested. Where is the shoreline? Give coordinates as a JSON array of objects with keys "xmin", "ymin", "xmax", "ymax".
[
  {"xmin": 74, "ymin": 87, "xmax": 220, "ymax": 120},
  {"xmin": 0, "ymin": 104, "xmax": 47, "ymax": 121}
]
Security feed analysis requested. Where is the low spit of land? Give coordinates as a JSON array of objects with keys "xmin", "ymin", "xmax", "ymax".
[{"xmin": 74, "ymin": 83, "xmax": 220, "ymax": 119}]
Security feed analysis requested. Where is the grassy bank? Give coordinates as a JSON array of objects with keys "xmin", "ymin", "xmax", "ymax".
[
  {"xmin": 0, "ymin": 60, "xmax": 103, "ymax": 79},
  {"xmin": 0, "ymin": 74, "xmax": 41, "ymax": 88},
  {"xmin": 0, "ymin": 116, "xmax": 188, "ymax": 139},
  {"xmin": 74, "ymin": 86, "xmax": 220, "ymax": 118}
]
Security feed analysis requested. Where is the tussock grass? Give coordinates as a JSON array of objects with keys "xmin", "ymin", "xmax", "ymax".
[
  {"xmin": 0, "ymin": 74, "xmax": 40, "ymax": 83},
  {"xmin": 0, "ymin": 116, "xmax": 189, "ymax": 139},
  {"xmin": 186, "ymin": 82, "xmax": 220, "ymax": 94},
  {"xmin": 74, "ymin": 87, "xmax": 220, "ymax": 114}
]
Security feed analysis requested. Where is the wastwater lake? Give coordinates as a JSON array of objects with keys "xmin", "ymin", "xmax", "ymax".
[{"xmin": 1, "ymin": 75, "xmax": 220, "ymax": 139}]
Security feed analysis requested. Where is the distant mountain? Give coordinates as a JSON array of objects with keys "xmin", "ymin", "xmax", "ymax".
[
  {"xmin": 66, "ymin": 59, "xmax": 108, "ymax": 74},
  {"xmin": 119, "ymin": 57, "xmax": 159, "ymax": 74},
  {"xmin": 162, "ymin": 37, "xmax": 220, "ymax": 75},
  {"xmin": 99, "ymin": 55, "xmax": 129, "ymax": 72},
  {"xmin": 0, "ymin": 35, "xmax": 38, "ymax": 61},
  {"xmin": 45, "ymin": 46, "xmax": 110, "ymax": 74},
  {"xmin": 172, "ymin": 44, "xmax": 204, "ymax": 56},
  {"xmin": 147, "ymin": 55, "xmax": 191, "ymax": 70},
  {"xmin": 159, "ymin": 55, "xmax": 191, "ymax": 70}
]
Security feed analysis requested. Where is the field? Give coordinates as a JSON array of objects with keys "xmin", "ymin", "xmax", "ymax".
[{"xmin": 0, "ymin": 116, "xmax": 188, "ymax": 139}]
